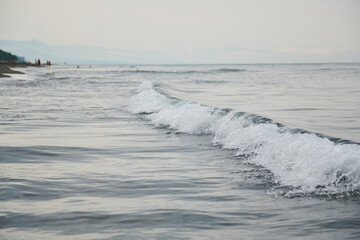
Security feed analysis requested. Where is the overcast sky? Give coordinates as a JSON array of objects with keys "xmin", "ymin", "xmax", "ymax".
[{"xmin": 1, "ymin": 0, "xmax": 359, "ymax": 63}]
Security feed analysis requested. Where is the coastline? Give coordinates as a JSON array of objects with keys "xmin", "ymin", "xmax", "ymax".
[{"xmin": 0, "ymin": 63, "xmax": 38, "ymax": 78}]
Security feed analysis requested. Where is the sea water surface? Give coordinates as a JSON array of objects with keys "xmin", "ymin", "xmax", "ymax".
[{"xmin": 0, "ymin": 64, "xmax": 360, "ymax": 239}]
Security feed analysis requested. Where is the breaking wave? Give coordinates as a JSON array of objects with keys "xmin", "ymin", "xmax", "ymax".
[{"xmin": 125, "ymin": 81, "xmax": 360, "ymax": 197}]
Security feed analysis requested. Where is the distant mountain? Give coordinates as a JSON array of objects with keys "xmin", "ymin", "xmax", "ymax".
[
  {"xmin": 3, "ymin": 39, "xmax": 356, "ymax": 64},
  {"xmin": 0, "ymin": 40, "xmax": 177, "ymax": 65}
]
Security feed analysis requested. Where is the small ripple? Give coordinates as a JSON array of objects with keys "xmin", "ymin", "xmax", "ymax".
[
  {"xmin": 0, "ymin": 146, "xmax": 109, "ymax": 163},
  {"xmin": 0, "ymin": 209, "xmax": 235, "ymax": 232}
]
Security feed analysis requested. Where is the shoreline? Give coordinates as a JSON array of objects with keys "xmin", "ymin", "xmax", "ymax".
[{"xmin": 0, "ymin": 62, "xmax": 39, "ymax": 78}]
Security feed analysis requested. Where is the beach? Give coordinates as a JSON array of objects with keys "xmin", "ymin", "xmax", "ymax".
[{"xmin": 0, "ymin": 62, "xmax": 37, "ymax": 78}]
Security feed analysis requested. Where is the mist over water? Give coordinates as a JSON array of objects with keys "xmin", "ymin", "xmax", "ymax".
[{"xmin": 1, "ymin": 64, "xmax": 360, "ymax": 239}]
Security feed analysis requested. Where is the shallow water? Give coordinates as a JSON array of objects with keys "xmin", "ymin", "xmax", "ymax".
[{"xmin": 0, "ymin": 64, "xmax": 360, "ymax": 239}]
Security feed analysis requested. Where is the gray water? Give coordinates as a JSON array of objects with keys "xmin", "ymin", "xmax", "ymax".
[{"xmin": 1, "ymin": 64, "xmax": 360, "ymax": 239}]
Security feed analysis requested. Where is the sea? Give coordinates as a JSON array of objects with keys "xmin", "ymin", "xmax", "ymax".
[{"xmin": 0, "ymin": 63, "xmax": 360, "ymax": 239}]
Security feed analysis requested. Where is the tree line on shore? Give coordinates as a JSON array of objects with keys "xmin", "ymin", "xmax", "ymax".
[
  {"xmin": 0, "ymin": 49, "xmax": 19, "ymax": 63},
  {"xmin": 0, "ymin": 49, "xmax": 50, "ymax": 65}
]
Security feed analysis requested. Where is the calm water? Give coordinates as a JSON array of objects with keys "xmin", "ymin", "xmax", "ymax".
[{"xmin": 1, "ymin": 64, "xmax": 360, "ymax": 239}]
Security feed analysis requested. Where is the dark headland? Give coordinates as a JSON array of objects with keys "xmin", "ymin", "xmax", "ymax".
[{"xmin": 0, "ymin": 49, "xmax": 40, "ymax": 78}]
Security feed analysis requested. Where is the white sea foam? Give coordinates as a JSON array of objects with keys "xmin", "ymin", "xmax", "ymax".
[
  {"xmin": 126, "ymin": 82, "xmax": 360, "ymax": 195},
  {"xmin": 126, "ymin": 81, "xmax": 171, "ymax": 114}
]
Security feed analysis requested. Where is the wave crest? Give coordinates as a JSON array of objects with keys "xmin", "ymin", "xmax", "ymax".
[{"xmin": 125, "ymin": 82, "xmax": 360, "ymax": 197}]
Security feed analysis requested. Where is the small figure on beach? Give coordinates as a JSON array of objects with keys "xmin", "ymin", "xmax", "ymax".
[{"xmin": 38, "ymin": 59, "xmax": 41, "ymax": 65}]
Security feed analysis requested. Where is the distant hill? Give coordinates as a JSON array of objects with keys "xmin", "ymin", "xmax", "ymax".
[
  {"xmin": 1, "ymin": 39, "xmax": 359, "ymax": 65},
  {"xmin": 0, "ymin": 49, "xmax": 18, "ymax": 62},
  {"xmin": 0, "ymin": 40, "xmax": 178, "ymax": 65}
]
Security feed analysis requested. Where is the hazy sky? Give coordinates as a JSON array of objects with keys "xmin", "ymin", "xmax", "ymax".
[{"xmin": 1, "ymin": 0, "xmax": 359, "ymax": 63}]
